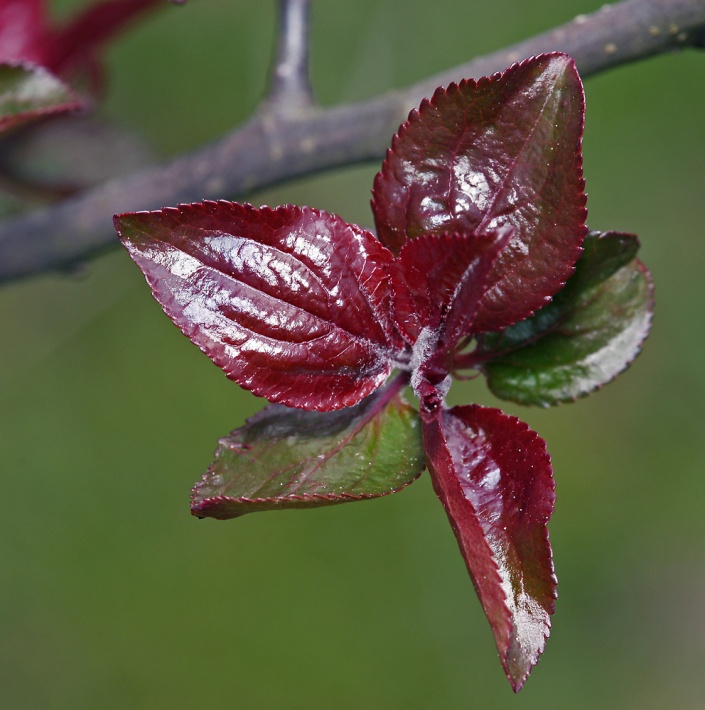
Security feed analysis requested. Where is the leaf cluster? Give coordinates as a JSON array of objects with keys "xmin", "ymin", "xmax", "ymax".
[{"xmin": 116, "ymin": 53, "xmax": 653, "ymax": 691}]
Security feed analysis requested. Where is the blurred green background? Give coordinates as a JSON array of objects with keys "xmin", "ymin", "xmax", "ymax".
[{"xmin": 1, "ymin": 0, "xmax": 704, "ymax": 707}]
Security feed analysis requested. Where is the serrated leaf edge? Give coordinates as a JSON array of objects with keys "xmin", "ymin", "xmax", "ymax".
[
  {"xmin": 190, "ymin": 474, "xmax": 424, "ymax": 519},
  {"xmin": 470, "ymin": 405, "xmax": 556, "ymax": 691}
]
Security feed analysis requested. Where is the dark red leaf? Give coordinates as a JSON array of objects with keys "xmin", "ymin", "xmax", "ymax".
[
  {"xmin": 423, "ymin": 405, "xmax": 556, "ymax": 691},
  {"xmin": 392, "ymin": 227, "xmax": 512, "ymax": 348},
  {"xmin": 372, "ymin": 53, "xmax": 587, "ymax": 332},
  {"xmin": 115, "ymin": 201, "xmax": 400, "ymax": 411}
]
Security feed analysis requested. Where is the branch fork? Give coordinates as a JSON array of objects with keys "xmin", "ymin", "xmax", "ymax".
[{"xmin": 0, "ymin": 0, "xmax": 703, "ymax": 284}]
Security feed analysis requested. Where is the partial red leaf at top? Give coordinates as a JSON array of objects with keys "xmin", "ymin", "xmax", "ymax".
[
  {"xmin": 0, "ymin": 0, "xmax": 164, "ymax": 93},
  {"xmin": 392, "ymin": 227, "xmax": 512, "ymax": 349},
  {"xmin": 0, "ymin": 1, "xmax": 48, "ymax": 66},
  {"xmin": 372, "ymin": 53, "xmax": 587, "ymax": 333},
  {"xmin": 45, "ymin": 0, "xmax": 164, "ymax": 81},
  {"xmin": 115, "ymin": 201, "xmax": 400, "ymax": 412},
  {"xmin": 422, "ymin": 404, "xmax": 556, "ymax": 691}
]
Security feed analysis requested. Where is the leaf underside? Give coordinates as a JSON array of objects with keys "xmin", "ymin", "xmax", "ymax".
[
  {"xmin": 191, "ymin": 386, "xmax": 424, "ymax": 519},
  {"xmin": 372, "ymin": 53, "xmax": 587, "ymax": 333},
  {"xmin": 116, "ymin": 201, "xmax": 400, "ymax": 411},
  {"xmin": 477, "ymin": 231, "xmax": 654, "ymax": 406},
  {"xmin": 423, "ymin": 405, "xmax": 556, "ymax": 691},
  {"xmin": 0, "ymin": 62, "xmax": 80, "ymax": 133}
]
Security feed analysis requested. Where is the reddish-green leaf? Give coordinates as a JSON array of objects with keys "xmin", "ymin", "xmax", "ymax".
[
  {"xmin": 0, "ymin": 62, "xmax": 80, "ymax": 134},
  {"xmin": 372, "ymin": 53, "xmax": 587, "ymax": 332},
  {"xmin": 422, "ymin": 405, "xmax": 556, "ymax": 691},
  {"xmin": 475, "ymin": 231, "xmax": 654, "ymax": 406},
  {"xmin": 116, "ymin": 201, "xmax": 400, "ymax": 411},
  {"xmin": 191, "ymin": 383, "xmax": 424, "ymax": 520}
]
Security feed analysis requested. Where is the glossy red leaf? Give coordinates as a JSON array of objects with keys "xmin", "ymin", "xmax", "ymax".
[
  {"xmin": 422, "ymin": 404, "xmax": 556, "ymax": 691},
  {"xmin": 392, "ymin": 228, "xmax": 512, "ymax": 348},
  {"xmin": 192, "ymin": 382, "xmax": 424, "ymax": 520},
  {"xmin": 372, "ymin": 53, "xmax": 587, "ymax": 332},
  {"xmin": 116, "ymin": 201, "xmax": 400, "ymax": 411}
]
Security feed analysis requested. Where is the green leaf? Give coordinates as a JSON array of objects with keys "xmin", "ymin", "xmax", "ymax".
[
  {"xmin": 0, "ymin": 62, "xmax": 80, "ymax": 134},
  {"xmin": 474, "ymin": 231, "xmax": 653, "ymax": 406},
  {"xmin": 191, "ymin": 383, "xmax": 424, "ymax": 519}
]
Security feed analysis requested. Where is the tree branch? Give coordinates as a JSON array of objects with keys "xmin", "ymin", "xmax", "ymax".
[
  {"xmin": 1, "ymin": 0, "xmax": 703, "ymax": 284},
  {"xmin": 266, "ymin": 0, "xmax": 315, "ymax": 112}
]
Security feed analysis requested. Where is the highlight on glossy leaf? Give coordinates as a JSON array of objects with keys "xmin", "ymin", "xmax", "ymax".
[
  {"xmin": 473, "ymin": 231, "xmax": 654, "ymax": 406},
  {"xmin": 115, "ymin": 201, "xmax": 399, "ymax": 412},
  {"xmin": 192, "ymin": 381, "xmax": 424, "ymax": 519}
]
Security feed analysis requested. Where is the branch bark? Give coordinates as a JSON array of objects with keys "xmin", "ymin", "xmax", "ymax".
[
  {"xmin": 1, "ymin": 0, "xmax": 704, "ymax": 284},
  {"xmin": 266, "ymin": 0, "xmax": 314, "ymax": 112}
]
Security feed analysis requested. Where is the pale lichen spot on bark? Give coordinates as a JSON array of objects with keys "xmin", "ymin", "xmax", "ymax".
[{"xmin": 205, "ymin": 177, "xmax": 225, "ymax": 194}]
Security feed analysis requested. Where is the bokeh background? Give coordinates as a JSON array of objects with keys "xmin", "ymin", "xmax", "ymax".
[{"xmin": 1, "ymin": 0, "xmax": 704, "ymax": 707}]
